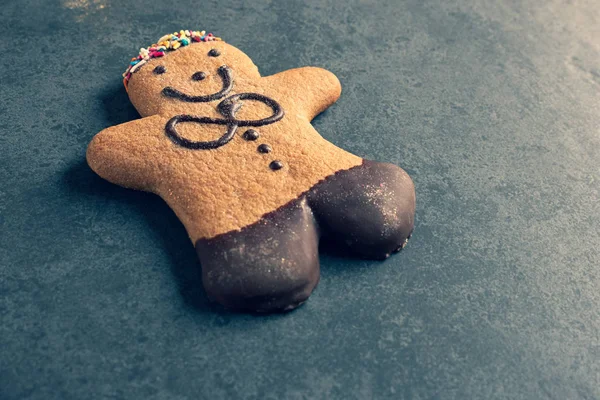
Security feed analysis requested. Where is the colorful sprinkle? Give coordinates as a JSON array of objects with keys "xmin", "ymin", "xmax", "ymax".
[{"xmin": 122, "ymin": 29, "xmax": 222, "ymax": 89}]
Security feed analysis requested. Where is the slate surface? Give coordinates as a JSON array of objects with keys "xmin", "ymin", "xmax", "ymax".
[{"xmin": 1, "ymin": 0, "xmax": 599, "ymax": 399}]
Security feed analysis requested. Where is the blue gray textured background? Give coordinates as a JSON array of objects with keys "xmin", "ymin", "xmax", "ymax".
[{"xmin": 1, "ymin": 0, "xmax": 599, "ymax": 399}]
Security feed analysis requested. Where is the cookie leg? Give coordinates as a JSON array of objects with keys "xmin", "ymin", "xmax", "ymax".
[
  {"xmin": 308, "ymin": 160, "xmax": 415, "ymax": 260},
  {"xmin": 195, "ymin": 198, "xmax": 320, "ymax": 312}
]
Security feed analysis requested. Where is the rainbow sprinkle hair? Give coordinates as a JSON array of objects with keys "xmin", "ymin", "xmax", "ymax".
[{"xmin": 123, "ymin": 30, "xmax": 222, "ymax": 89}]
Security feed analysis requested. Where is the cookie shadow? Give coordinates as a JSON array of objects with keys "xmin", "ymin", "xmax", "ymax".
[
  {"xmin": 67, "ymin": 83, "xmax": 226, "ymax": 314},
  {"xmin": 316, "ymin": 237, "xmax": 399, "ymax": 285},
  {"xmin": 100, "ymin": 83, "xmax": 140, "ymax": 126},
  {"xmin": 63, "ymin": 159, "xmax": 223, "ymax": 313}
]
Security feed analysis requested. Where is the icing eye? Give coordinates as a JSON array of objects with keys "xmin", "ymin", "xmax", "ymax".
[
  {"xmin": 192, "ymin": 71, "xmax": 206, "ymax": 81},
  {"xmin": 153, "ymin": 65, "xmax": 166, "ymax": 74},
  {"xmin": 208, "ymin": 49, "xmax": 221, "ymax": 57}
]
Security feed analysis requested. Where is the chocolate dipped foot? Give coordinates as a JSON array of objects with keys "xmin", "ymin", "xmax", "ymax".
[
  {"xmin": 308, "ymin": 160, "xmax": 416, "ymax": 260},
  {"xmin": 195, "ymin": 198, "xmax": 320, "ymax": 313},
  {"xmin": 196, "ymin": 160, "xmax": 415, "ymax": 312}
]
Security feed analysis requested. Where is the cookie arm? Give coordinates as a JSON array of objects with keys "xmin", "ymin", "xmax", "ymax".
[
  {"xmin": 86, "ymin": 115, "xmax": 164, "ymax": 191},
  {"xmin": 263, "ymin": 66, "xmax": 342, "ymax": 121}
]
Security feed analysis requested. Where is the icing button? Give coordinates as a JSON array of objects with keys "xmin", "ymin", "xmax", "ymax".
[
  {"xmin": 242, "ymin": 129, "xmax": 259, "ymax": 141},
  {"xmin": 257, "ymin": 144, "xmax": 272, "ymax": 154},
  {"xmin": 269, "ymin": 160, "xmax": 284, "ymax": 171}
]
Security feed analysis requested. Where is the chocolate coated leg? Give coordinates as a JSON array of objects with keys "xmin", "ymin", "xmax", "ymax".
[
  {"xmin": 195, "ymin": 198, "xmax": 320, "ymax": 312},
  {"xmin": 308, "ymin": 160, "xmax": 416, "ymax": 260}
]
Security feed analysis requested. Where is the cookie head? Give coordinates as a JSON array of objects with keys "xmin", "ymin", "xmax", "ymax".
[{"xmin": 125, "ymin": 37, "xmax": 260, "ymax": 117}]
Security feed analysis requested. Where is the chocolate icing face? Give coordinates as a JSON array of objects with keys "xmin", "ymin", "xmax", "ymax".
[
  {"xmin": 153, "ymin": 65, "xmax": 166, "ymax": 75},
  {"xmin": 162, "ymin": 65, "xmax": 233, "ymax": 102},
  {"xmin": 191, "ymin": 71, "xmax": 206, "ymax": 81}
]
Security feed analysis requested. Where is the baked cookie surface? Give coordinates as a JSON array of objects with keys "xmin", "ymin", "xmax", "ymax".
[{"xmin": 87, "ymin": 30, "xmax": 415, "ymax": 312}]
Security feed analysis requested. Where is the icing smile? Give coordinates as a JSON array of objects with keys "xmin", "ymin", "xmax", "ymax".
[{"xmin": 162, "ymin": 65, "xmax": 233, "ymax": 102}]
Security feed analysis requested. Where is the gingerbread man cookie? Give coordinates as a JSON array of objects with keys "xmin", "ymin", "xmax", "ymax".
[{"xmin": 87, "ymin": 30, "xmax": 416, "ymax": 312}]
